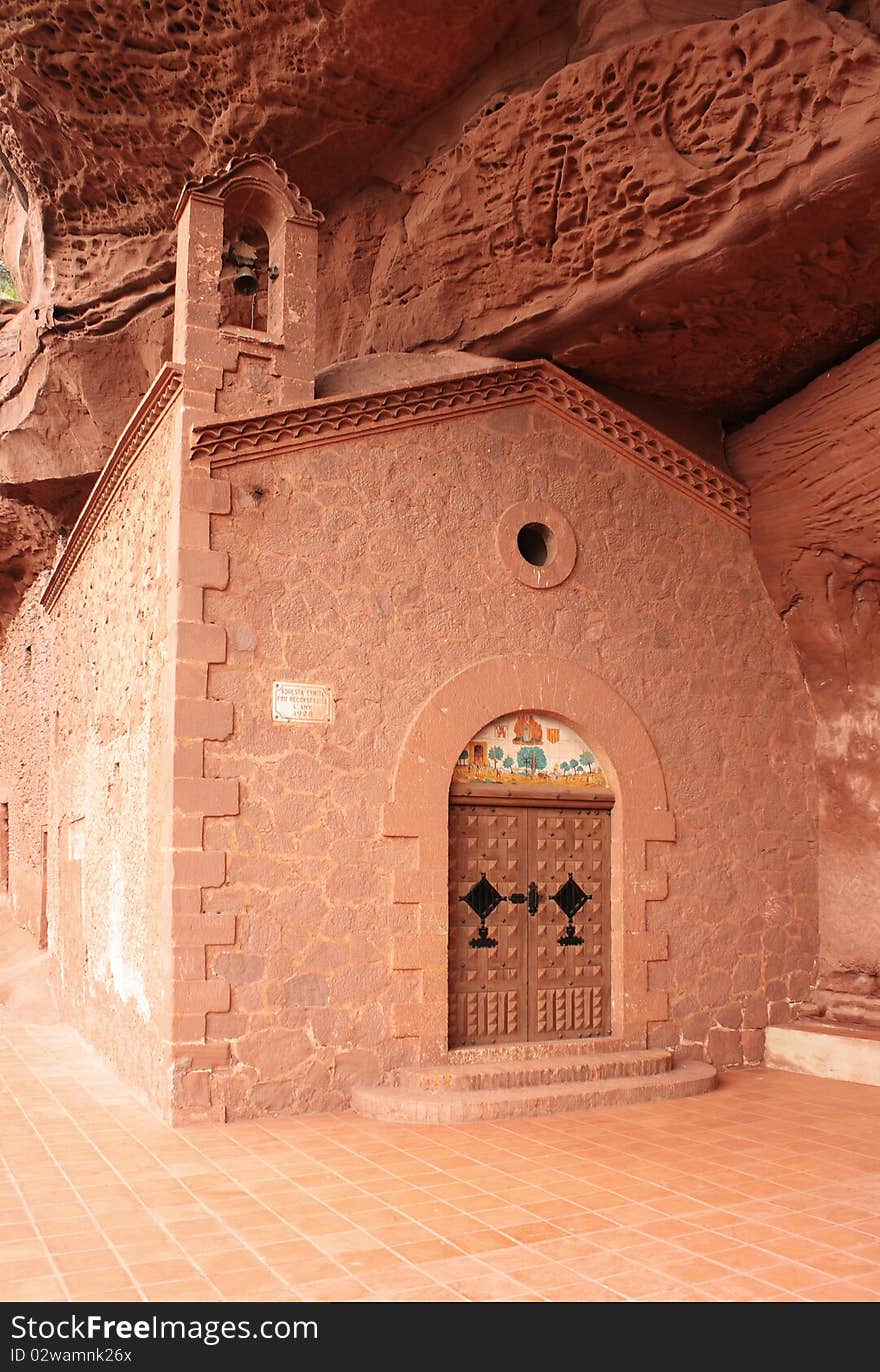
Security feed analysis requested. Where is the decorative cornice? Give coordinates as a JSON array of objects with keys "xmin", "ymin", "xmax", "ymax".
[
  {"xmin": 173, "ymin": 154, "xmax": 323, "ymax": 227},
  {"xmin": 192, "ymin": 360, "xmax": 749, "ymax": 530},
  {"xmin": 42, "ymin": 364, "xmax": 182, "ymax": 612}
]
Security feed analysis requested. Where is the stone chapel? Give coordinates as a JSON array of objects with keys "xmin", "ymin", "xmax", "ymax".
[{"xmin": 1, "ymin": 156, "xmax": 819, "ymax": 1123}]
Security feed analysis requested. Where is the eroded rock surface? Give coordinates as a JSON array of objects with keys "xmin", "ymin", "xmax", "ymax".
[
  {"xmin": 0, "ymin": 495, "xmax": 57, "ymax": 637},
  {"xmin": 1, "ymin": 2, "xmax": 879, "ymax": 504},
  {"xmin": 729, "ymin": 337, "xmax": 880, "ymax": 979},
  {"xmin": 321, "ymin": 2, "xmax": 880, "ymax": 418}
]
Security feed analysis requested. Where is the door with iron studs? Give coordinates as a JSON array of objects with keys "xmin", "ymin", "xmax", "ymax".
[{"xmin": 448, "ymin": 802, "xmax": 611, "ymax": 1047}]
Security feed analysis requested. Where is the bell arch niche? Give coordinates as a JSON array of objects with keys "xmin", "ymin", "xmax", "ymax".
[
  {"xmin": 449, "ymin": 711, "xmax": 614, "ymax": 1047},
  {"xmin": 384, "ymin": 657, "xmax": 675, "ymax": 1065},
  {"xmin": 171, "ymin": 154, "xmax": 324, "ymax": 417},
  {"xmin": 219, "ymin": 218, "xmax": 271, "ymax": 334}
]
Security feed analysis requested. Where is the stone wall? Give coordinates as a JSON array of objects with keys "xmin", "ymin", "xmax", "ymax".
[
  {"xmin": 729, "ymin": 337, "xmax": 880, "ymax": 992},
  {"xmin": 0, "ymin": 570, "xmax": 54, "ymax": 940},
  {"xmin": 199, "ymin": 400, "xmax": 818, "ymax": 1118},
  {"xmin": 45, "ymin": 407, "xmax": 179, "ymax": 1110}
]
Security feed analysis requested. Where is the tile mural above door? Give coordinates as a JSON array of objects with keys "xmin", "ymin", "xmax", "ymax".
[{"xmin": 453, "ymin": 712, "xmax": 608, "ymax": 789}]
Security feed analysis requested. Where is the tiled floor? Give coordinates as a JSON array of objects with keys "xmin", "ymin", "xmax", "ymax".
[{"xmin": 1, "ymin": 958, "xmax": 879, "ymax": 1302}]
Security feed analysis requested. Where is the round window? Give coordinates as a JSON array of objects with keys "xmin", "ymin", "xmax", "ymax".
[
  {"xmin": 516, "ymin": 522, "xmax": 555, "ymax": 568},
  {"xmin": 498, "ymin": 502, "xmax": 577, "ymax": 589}
]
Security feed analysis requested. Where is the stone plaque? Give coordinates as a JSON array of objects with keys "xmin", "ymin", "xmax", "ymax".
[{"xmin": 272, "ymin": 681, "xmax": 334, "ymax": 724}]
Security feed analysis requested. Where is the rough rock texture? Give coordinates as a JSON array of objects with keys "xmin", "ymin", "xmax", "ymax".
[
  {"xmin": 321, "ymin": 2, "xmax": 880, "ymax": 419},
  {"xmin": 729, "ymin": 336, "xmax": 880, "ymax": 981},
  {"xmin": 1, "ymin": 2, "xmax": 880, "ymax": 635},
  {"xmin": 0, "ymin": 496, "xmax": 56, "ymax": 636},
  {"xmin": 2, "ymin": 4, "xmax": 879, "ymax": 470},
  {"xmin": 0, "ymin": 0, "xmax": 575, "ymax": 484}
]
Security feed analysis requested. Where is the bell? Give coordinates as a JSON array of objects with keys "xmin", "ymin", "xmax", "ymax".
[{"xmin": 233, "ymin": 264, "xmax": 259, "ymax": 296}]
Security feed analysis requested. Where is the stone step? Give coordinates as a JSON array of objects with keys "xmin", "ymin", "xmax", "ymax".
[
  {"xmin": 398, "ymin": 1048, "xmax": 671, "ymax": 1093},
  {"xmin": 446, "ymin": 1037, "xmax": 633, "ymax": 1063},
  {"xmin": 815, "ymin": 991, "xmax": 880, "ymax": 1030},
  {"xmin": 766, "ymin": 1023, "xmax": 880, "ymax": 1087},
  {"xmin": 351, "ymin": 1061, "xmax": 716, "ymax": 1124}
]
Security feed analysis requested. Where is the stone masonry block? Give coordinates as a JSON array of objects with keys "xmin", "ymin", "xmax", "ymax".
[
  {"xmin": 174, "ymin": 777, "xmax": 239, "ymax": 816},
  {"xmin": 625, "ymin": 990, "xmax": 669, "ymax": 1023},
  {"xmin": 391, "ymin": 935, "xmax": 433, "ymax": 970},
  {"xmin": 390, "ymin": 1003, "xmax": 427, "ymax": 1037},
  {"xmin": 181, "ymin": 474, "xmax": 232, "ymax": 514},
  {"xmin": 175, "ymin": 661, "xmax": 208, "ymax": 698},
  {"xmin": 172, "ymin": 887, "xmax": 202, "ymax": 914},
  {"xmin": 174, "ymin": 742, "xmax": 204, "ymax": 779},
  {"xmin": 177, "ymin": 585, "xmax": 204, "ymax": 621},
  {"xmin": 393, "ymin": 867, "xmax": 446, "ymax": 904},
  {"xmin": 173, "ymin": 947, "xmax": 206, "ymax": 980},
  {"xmin": 171, "ymin": 1013, "xmax": 208, "ymax": 1043},
  {"xmin": 174, "ymin": 913, "xmax": 236, "ymax": 947},
  {"xmin": 633, "ymin": 872, "xmax": 669, "ymax": 902},
  {"xmin": 179, "ymin": 548, "xmax": 229, "ymax": 590},
  {"xmin": 177, "ymin": 621, "xmax": 227, "ymax": 663},
  {"xmin": 179, "ymin": 509, "xmax": 211, "ymax": 549},
  {"xmin": 174, "ymin": 979, "xmax": 231, "ymax": 1014},
  {"xmin": 172, "ymin": 815, "xmax": 204, "ymax": 848},
  {"xmin": 624, "ymin": 930, "xmax": 668, "ymax": 963},
  {"xmin": 174, "ymin": 1043, "xmax": 230, "ymax": 1070},
  {"xmin": 172, "ymin": 1068, "xmax": 212, "ymax": 1108},
  {"xmin": 172, "ymin": 849, "xmax": 226, "ymax": 888},
  {"xmin": 176, "ymin": 697, "xmax": 234, "ymax": 740}
]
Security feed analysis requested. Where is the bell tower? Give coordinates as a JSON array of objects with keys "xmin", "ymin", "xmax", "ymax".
[{"xmin": 171, "ymin": 155, "xmax": 323, "ymax": 425}]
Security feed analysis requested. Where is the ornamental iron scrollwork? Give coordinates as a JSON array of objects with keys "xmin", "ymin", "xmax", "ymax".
[
  {"xmin": 551, "ymin": 872, "xmax": 590, "ymax": 947},
  {"xmin": 460, "ymin": 873, "xmax": 502, "ymax": 948}
]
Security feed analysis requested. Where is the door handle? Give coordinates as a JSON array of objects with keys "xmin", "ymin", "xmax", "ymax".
[{"xmin": 508, "ymin": 883, "xmax": 542, "ymax": 916}]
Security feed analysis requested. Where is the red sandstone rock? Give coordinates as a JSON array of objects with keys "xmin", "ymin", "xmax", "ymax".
[
  {"xmin": 729, "ymin": 338, "xmax": 880, "ymax": 983},
  {"xmin": 321, "ymin": 3, "xmax": 880, "ymax": 420}
]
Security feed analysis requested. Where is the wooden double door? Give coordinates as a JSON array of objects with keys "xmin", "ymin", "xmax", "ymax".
[{"xmin": 448, "ymin": 800, "xmax": 611, "ymax": 1047}]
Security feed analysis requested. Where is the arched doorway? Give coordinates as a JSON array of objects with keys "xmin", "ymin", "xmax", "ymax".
[{"xmin": 448, "ymin": 711, "xmax": 613, "ymax": 1047}]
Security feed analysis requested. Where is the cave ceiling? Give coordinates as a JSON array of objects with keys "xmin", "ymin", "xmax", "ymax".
[{"xmin": 0, "ymin": 0, "xmax": 878, "ymax": 588}]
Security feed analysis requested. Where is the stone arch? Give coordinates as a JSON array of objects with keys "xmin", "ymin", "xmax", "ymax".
[{"xmin": 383, "ymin": 655, "xmax": 675, "ymax": 1064}]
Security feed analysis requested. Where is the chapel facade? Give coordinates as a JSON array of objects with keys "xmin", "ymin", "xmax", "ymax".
[{"xmin": 0, "ymin": 157, "xmax": 818, "ymax": 1123}]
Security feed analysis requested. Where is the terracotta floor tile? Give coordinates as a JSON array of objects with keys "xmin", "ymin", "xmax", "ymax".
[
  {"xmin": 0, "ymin": 1239, "xmax": 46, "ymax": 1263},
  {"xmin": 659, "ymin": 1256, "xmax": 731, "ymax": 1285},
  {"xmin": 801, "ymin": 1281, "xmax": 878, "ymax": 1302},
  {"xmin": 395, "ymin": 1285, "xmax": 467, "ymax": 1301},
  {"xmin": 0, "ymin": 1256, "xmax": 55, "ymax": 1282},
  {"xmin": 800, "ymin": 1250, "xmax": 879, "ymax": 1280},
  {"xmin": 295, "ymin": 1276, "xmax": 373, "ymax": 1300},
  {"xmin": 451, "ymin": 1228, "xmax": 517, "ymax": 1255},
  {"xmin": 1, "ymin": 1275, "xmax": 69, "ymax": 1300},
  {"xmin": 125, "ymin": 1258, "xmax": 202, "ymax": 1285},
  {"xmin": 447, "ymin": 1271, "xmax": 532, "ymax": 1300},
  {"xmin": 391, "ymin": 1238, "xmax": 463, "ymax": 1264},
  {"xmin": 51, "ymin": 1246, "xmax": 120, "ymax": 1276},
  {"xmin": 3, "ymin": 985, "xmax": 880, "ymax": 1306},
  {"xmin": 62, "ymin": 1269, "xmax": 137, "ymax": 1299},
  {"xmin": 754, "ymin": 1261, "xmax": 829, "ymax": 1293},
  {"xmin": 498, "ymin": 1221, "xmax": 565, "ymax": 1244},
  {"xmin": 712, "ymin": 1244, "xmax": 784, "ymax": 1273},
  {"xmin": 692, "ymin": 1274, "xmax": 787, "ymax": 1300},
  {"xmin": 140, "ymin": 1281, "xmax": 220, "ymax": 1301}
]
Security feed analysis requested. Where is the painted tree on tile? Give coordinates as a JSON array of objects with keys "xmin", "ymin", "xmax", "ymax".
[{"xmin": 518, "ymin": 745, "xmax": 547, "ymax": 777}]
